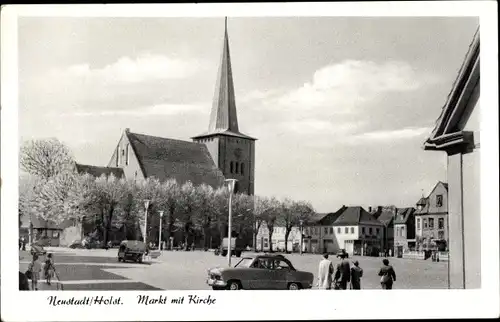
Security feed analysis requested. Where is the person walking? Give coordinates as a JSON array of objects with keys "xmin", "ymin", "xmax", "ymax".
[
  {"xmin": 334, "ymin": 253, "xmax": 351, "ymax": 290},
  {"xmin": 317, "ymin": 253, "xmax": 334, "ymax": 290},
  {"xmin": 44, "ymin": 253, "xmax": 55, "ymax": 286},
  {"xmin": 350, "ymin": 260, "xmax": 363, "ymax": 290},
  {"xmin": 378, "ymin": 258, "xmax": 397, "ymax": 289},
  {"xmin": 28, "ymin": 254, "xmax": 42, "ymax": 291}
]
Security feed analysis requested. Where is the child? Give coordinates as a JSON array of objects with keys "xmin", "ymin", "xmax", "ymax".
[
  {"xmin": 44, "ymin": 253, "xmax": 55, "ymax": 285},
  {"xmin": 28, "ymin": 254, "xmax": 42, "ymax": 291}
]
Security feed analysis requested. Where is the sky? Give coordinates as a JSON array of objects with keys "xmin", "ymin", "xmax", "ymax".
[{"xmin": 18, "ymin": 16, "xmax": 479, "ymax": 213}]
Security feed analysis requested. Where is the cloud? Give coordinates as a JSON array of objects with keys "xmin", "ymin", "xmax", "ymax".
[
  {"xmin": 280, "ymin": 119, "xmax": 362, "ymax": 136},
  {"xmin": 57, "ymin": 103, "xmax": 208, "ymax": 118},
  {"xmin": 275, "ymin": 60, "xmax": 442, "ymax": 114},
  {"xmin": 55, "ymin": 53, "xmax": 204, "ymax": 84}
]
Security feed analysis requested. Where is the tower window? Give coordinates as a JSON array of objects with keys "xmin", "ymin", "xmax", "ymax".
[
  {"xmin": 241, "ymin": 163, "xmax": 245, "ymax": 175},
  {"xmin": 436, "ymin": 195, "xmax": 443, "ymax": 207},
  {"xmin": 230, "ymin": 161, "xmax": 234, "ymax": 174},
  {"xmin": 235, "ymin": 162, "xmax": 239, "ymax": 174}
]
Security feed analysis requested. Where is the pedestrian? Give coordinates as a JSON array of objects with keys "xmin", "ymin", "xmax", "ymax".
[
  {"xmin": 334, "ymin": 253, "xmax": 351, "ymax": 290},
  {"xmin": 350, "ymin": 260, "xmax": 363, "ymax": 290},
  {"xmin": 317, "ymin": 253, "xmax": 334, "ymax": 290},
  {"xmin": 378, "ymin": 258, "xmax": 397, "ymax": 290},
  {"xmin": 19, "ymin": 271, "xmax": 30, "ymax": 290},
  {"xmin": 22, "ymin": 237, "xmax": 27, "ymax": 251},
  {"xmin": 44, "ymin": 253, "xmax": 55, "ymax": 285},
  {"xmin": 28, "ymin": 254, "xmax": 42, "ymax": 291}
]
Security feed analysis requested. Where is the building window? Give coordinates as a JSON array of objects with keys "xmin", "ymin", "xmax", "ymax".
[
  {"xmin": 438, "ymin": 218, "xmax": 444, "ymax": 229},
  {"xmin": 423, "ymin": 219, "xmax": 428, "ymax": 229},
  {"xmin": 369, "ymin": 227, "xmax": 373, "ymax": 235},
  {"xmin": 436, "ymin": 195, "xmax": 443, "ymax": 207},
  {"xmin": 241, "ymin": 163, "xmax": 245, "ymax": 176},
  {"xmin": 329, "ymin": 227, "xmax": 333, "ymax": 234},
  {"xmin": 337, "ymin": 227, "xmax": 341, "ymax": 234},
  {"xmin": 417, "ymin": 218, "xmax": 421, "ymax": 229},
  {"xmin": 125, "ymin": 143, "xmax": 130, "ymax": 165},
  {"xmin": 324, "ymin": 227, "xmax": 328, "ymax": 235},
  {"xmin": 344, "ymin": 227, "xmax": 348, "ymax": 234},
  {"xmin": 401, "ymin": 226, "xmax": 405, "ymax": 237},
  {"xmin": 230, "ymin": 161, "xmax": 234, "ymax": 174},
  {"xmin": 52, "ymin": 230, "xmax": 59, "ymax": 238},
  {"xmin": 264, "ymin": 239, "xmax": 268, "ymax": 248},
  {"xmin": 350, "ymin": 227, "xmax": 354, "ymax": 234},
  {"xmin": 376, "ymin": 228, "xmax": 380, "ymax": 235},
  {"xmin": 438, "ymin": 231, "xmax": 444, "ymax": 240},
  {"xmin": 362, "ymin": 227, "xmax": 365, "ymax": 235},
  {"xmin": 429, "ymin": 218, "xmax": 434, "ymax": 229},
  {"xmin": 396, "ymin": 227, "xmax": 400, "ymax": 237}
]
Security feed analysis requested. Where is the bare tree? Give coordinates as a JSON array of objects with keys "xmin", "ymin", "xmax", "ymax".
[{"xmin": 20, "ymin": 138, "xmax": 75, "ymax": 179}]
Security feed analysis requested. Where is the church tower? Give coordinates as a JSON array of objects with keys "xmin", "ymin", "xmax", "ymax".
[{"xmin": 192, "ymin": 18, "xmax": 256, "ymax": 195}]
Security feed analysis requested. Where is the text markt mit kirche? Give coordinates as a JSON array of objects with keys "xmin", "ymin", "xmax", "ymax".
[{"xmin": 137, "ymin": 294, "xmax": 216, "ymax": 305}]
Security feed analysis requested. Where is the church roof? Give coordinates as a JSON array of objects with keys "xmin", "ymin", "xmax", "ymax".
[
  {"xmin": 332, "ymin": 206, "xmax": 384, "ymax": 226},
  {"xmin": 75, "ymin": 163, "xmax": 125, "ymax": 179},
  {"xmin": 126, "ymin": 131, "xmax": 225, "ymax": 188},
  {"xmin": 193, "ymin": 18, "xmax": 255, "ymax": 141}
]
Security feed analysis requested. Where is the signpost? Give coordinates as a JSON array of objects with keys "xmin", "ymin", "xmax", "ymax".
[{"xmin": 158, "ymin": 211, "xmax": 164, "ymax": 251}]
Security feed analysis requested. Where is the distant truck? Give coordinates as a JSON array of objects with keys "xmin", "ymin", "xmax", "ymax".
[{"xmin": 216, "ymin": 237, "xmax": 245, "ymax": 257}]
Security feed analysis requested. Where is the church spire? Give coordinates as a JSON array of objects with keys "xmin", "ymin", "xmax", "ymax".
[{"xmin": 208, "ymin": 17, "xmax": 239, "ymax": 133}]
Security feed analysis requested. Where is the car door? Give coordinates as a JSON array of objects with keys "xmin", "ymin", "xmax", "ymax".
[
  {"xmin": 272, "ymin": 259, "xmax": 294, "ymax": 289},
  {"xmin": 249, "ymin": 258, "xmax": 275, "ymax": 289}
]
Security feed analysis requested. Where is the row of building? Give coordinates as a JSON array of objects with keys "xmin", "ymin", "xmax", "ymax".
[{"xmin": 256, "ymin": 181, "xmax": 449, "ymax": 258}]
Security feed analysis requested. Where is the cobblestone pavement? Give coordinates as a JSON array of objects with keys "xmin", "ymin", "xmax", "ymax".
[{"xmin": 19, "ymin": 249, "xmax": 448, "ymax": 290}]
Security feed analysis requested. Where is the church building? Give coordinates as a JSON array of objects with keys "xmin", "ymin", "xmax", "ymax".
[{"xmin": 77, "ymin": 19, "xmax": 256, "ymax": 195}]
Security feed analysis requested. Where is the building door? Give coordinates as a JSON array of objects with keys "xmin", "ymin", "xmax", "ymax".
[
  {"xmin": 324, "ymin": 239, "xmax": 335, "ymax": 253},
  {"xmin": 397, "ymin": 246, "xmax": 403, "ymax": 258}
]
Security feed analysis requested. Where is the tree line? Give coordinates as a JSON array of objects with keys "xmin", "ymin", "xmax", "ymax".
[{"xmin": 19, "ymin": 138, "xmax": 317, "ymax": 252}]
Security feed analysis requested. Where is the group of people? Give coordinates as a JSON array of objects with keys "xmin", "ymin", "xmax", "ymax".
[
  {"xmin": 317, "ymin": 252, "xmax": 397, "ymax": 290},
  {"xmin": 19, "ymin": 253, "xmax": 57, "ymax": 291}
]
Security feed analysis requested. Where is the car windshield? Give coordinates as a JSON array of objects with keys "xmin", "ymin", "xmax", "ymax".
[{"xmin": 234, "ymin": 258, "xmax": 254, "ymax": 268}]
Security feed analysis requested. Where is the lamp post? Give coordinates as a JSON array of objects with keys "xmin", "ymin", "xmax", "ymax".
[
  {"xmin": 143, "ymin": 200, "xmax": 150, "ymax": 244},
  {"xmin": 225, "ymin": 179, "xmax": 238, "ymax": 267},
  {"xmin": 158, "ymin": 211, "xmax": 164, "ymax": 251},
  {"xmin": 299, "ymin": 219, "xmax": 304, "ymax": 255}
]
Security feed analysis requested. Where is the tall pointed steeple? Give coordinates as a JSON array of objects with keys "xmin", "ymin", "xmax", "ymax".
[{"xmin": 208, "ymin": 17, "xmax": 239, "ymax": 133}]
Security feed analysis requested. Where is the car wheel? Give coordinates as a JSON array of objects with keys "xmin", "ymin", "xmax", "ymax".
[
  {"xmin": 118, "ymin": 257, "xmax": 122, "ymax": 262},
  {"xmin": 288, "ymin": 282, "xmax": 301, "ymax": 290},
  {"xmin": 226, "ymin": 280, "xmax": 241, "ymax": 290}
]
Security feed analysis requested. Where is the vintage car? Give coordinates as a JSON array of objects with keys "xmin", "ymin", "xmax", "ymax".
[
  {"xmin": 117, "ymin": 240, "xmax": 147, "ymax": 263},
  {"xmin": 30, "ymin": 243, "xmax": 47, "ymax": 256},
  {"xmin": 336, "ymin": 249, "xmax": 349, "ymax": 258},
  {"xmin": 206, "ymin": 254, "xmax": 314, "ymax": 290}
]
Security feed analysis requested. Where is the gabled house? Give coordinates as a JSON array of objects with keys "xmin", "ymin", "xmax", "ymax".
[
  {"xmin": 423, "ymin": 28, "xmax": 480, "ymax": 289},
  {"xmin": 332, "ymin": 206, "xmax": 384, "ymax": 256},
  {"xmin": 414, "ymin": 181, "xmax": 449, "ymax": 252},
  {"xmin": 394, "ymin": 207, "xmax": 417, "ymax": 257},
  {"xmin": 374, "ymin": 206, "xmax": 397, "ymax": 256}
]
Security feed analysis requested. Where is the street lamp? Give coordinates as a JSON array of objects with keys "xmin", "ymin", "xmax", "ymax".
[
  {"xmin": 299, "ymin": 219, "xmax": 304, "ymax": 255},
  {"xmin": 158, "ymin": 211, "xmax": 164, "ymax": 251},
  {"xmin": 143, "ymin": 200, "xmax": 150, "ymax": 245},
  {"xmin": 225, "ymin": 179, "xmax": 238, "ymax": 267}
]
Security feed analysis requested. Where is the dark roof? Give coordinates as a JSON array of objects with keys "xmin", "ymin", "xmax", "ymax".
[
  {"xmin": 394, "ymin": 208, "xmax": 416, "ymax": 225},
  {"xmin": 75, "ymin": 163, "xmax": 125, "ymax": 179},
  {"xmin": 377, "ymin": 207, "xmax": 397, "ymax": 226},
  {"xmin": 126, "ymin": 131, "xmax": 225, "ymax": 188},
  {"xmin": 318, "ymin": 206, "xmax": 347, "ymax": 225},
  {"xmin": 417, "ymin": 197, "xmax": 428, "ymax": 206},
  {"xmin": 332, "ymin": 206, "xmax": 384, "ymax": 226},
  {"xmin": 304, "ymin": 212, "xmax": 328, "ymax": 226}
]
